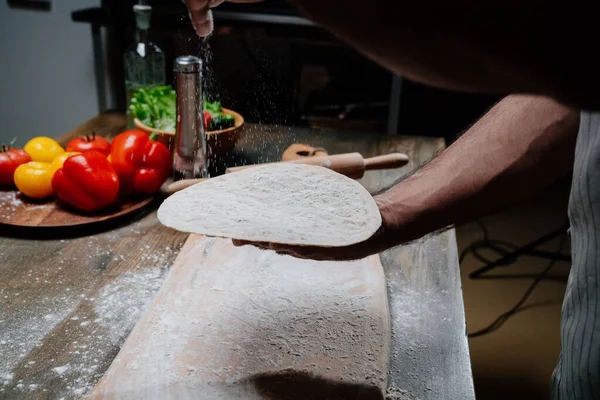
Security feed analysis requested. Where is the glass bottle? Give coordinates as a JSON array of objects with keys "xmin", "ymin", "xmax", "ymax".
[{"xmin": 124, "ymin": 4, "xmax": 166, "ymax": 127}]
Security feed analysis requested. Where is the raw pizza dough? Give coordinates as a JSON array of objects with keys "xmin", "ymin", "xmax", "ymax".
[{"xmin": 158, "ymin": 163, "xmax": 381, "ymax": 247}]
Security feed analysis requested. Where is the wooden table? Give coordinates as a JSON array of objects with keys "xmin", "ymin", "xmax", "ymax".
[{"xmin": 0, "ymin": 113, "xmax": 474, "ymax": 400}]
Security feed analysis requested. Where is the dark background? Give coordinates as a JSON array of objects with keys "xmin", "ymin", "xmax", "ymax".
[{"xmin": 74, "ymin": 0, "xmax": 502, "ymax": 142}]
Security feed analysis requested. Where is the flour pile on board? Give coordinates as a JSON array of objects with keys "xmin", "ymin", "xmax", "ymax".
[{"xmin": 93, "ymin": 268, "xmax": 168, "ymax": 346}]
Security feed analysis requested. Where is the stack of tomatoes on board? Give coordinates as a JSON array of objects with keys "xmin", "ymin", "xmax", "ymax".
[{"xmin": 0, "ymin": 130, "xmax": 171, "ymax": 212}]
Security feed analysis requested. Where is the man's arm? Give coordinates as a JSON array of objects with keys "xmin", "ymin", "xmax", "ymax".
[
  {"xmin": 378, "ymin": 94, "xmax": 578, "ymax": 244},
  {"xmin": 291, "ymin": 0, "xmax": 596, "ymax": 110},
  {"xmin": 185, "ymin": 0, "xmax": 596, "ymax": 108},
  {"xmin": 247, "ymin": 95, "xmax": 579, "ymax": 260}
]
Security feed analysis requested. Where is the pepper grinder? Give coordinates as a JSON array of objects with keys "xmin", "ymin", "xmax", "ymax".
[{"xmin": 172, "ymin": 55, "xmax": 208, "ymax": 180}]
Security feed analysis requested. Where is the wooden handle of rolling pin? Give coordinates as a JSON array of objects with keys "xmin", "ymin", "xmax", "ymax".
[
  {"xmin": 226, "ymin": 152, "xmax": 409, "ymax": 179},
  {"xmin": 166, "ymin": 152, "xmax": 410, "ymax": 194},
  {"xmin": 363, "ymin": 153, "xmax": 410, "ymax": 170},
  {"xmin": 166, "ymin": 178, "xmax": 207, "ymax": 195}
]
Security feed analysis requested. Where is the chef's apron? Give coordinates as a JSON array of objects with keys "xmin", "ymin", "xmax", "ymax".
[{"xmin": 552, "ymin": 111, "xmax": 600, "ymax": 399}]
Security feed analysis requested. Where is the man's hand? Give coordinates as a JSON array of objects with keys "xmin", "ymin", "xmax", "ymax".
[
  {"xmin": 183, "ymin": 0, "xmax": 262, "ymax": 37},
  {"xmin": 232, "ymin": 227, "xmax": 389, "ymax": 261},
  {"xmin": 232, "ymin": 197, "xmax": 403, "ymax": 261},
  {"xmin": 234, "ymin": 95, "xmax": 579, "ymax": 262}
]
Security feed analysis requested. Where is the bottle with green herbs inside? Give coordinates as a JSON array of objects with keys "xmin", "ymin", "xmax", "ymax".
[{"xmin": 124, "ymin": 4, "xmax": 165, "ymax": 128}]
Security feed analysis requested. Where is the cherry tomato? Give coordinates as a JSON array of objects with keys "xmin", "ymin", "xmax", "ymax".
[
  {"xmin": 24, "ymin": 137, "xmax": 64, "ymax": 163},
  {"xmin": 203, "ymin": 110, "xmax": 212, "ymax": 131},
  {"xmin": 51, "ymin": 152, "xmax": 81, "ymax": 172},
  {"xmin": 14, "ymin": 161, "xmax": 55, "ymax": 199},
  {"xmin": 0, "ymin": 144, "xmax": 31, "ymax": 185},
  {"xmin": 66, "ymin": 132, "xmax": 111, "ymax": 157}
]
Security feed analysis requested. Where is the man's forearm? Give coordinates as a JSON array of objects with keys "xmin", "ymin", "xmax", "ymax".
[
  {"xmin": 376, "ymin": 95, "xmax": 579, "ymax": 244},
  {"xmin": 293, "ymin": 0, "xmax": 598, "ymax": 110}
]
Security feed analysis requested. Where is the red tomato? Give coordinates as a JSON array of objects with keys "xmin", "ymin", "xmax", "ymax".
[
  {"xmin": 203, "ymin": 110, "xmax": 212, "ymax": 130},
  {"xmin": 66, "ymin": 132, "xmax": 111, "ymax": 157},
  {"xmin": 0, "ymin": 145, "xmax": 32, "ymax": 185}
]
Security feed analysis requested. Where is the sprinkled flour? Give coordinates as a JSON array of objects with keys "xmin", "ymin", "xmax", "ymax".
[
  {"xmin": 93, "ymin": 268, "xmax": 168, "ymax": 346},
  {"xmin": 88, "ymin": 238, "xmax": 391, "ymax": 399},
  {"xmin": 0, "ymin": 191, "xmax": 49, "ymax": 220},
  {"xmin": 0, "ymin": 231, "xmax": 179, "ymax": 400},
  {"xmin": 0, "ymin": 291, "xmax": 80, "ymax": 380}
]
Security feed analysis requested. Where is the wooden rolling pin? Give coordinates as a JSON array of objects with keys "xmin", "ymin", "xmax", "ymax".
[
  {"xmin": 227, "ymin": 152, "xmax": 408, "ymax": 178},
  {"xmin": 281, "ymin": 144, "xmax": 328, "ymax": 161},
  {"xmin": 166, "ymin": 178, "xmax": 208, "ymax": 195},
  {"xmin": 166, "ymin": 152, "xmax": 409, "ymax": 195}
]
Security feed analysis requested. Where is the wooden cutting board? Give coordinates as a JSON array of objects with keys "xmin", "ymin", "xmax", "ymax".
[
  {"xmin": 87, "ymin": 235, "xmax": 391, "ymax": 399},
  {"xmin": 0, "ymin": 112, "xmax": 153, "ymax": 231}
]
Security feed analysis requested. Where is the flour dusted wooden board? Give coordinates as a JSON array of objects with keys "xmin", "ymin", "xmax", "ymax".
[{"xmin": 87, "ymin": 235, "xmax": 391, "ymax": 399}]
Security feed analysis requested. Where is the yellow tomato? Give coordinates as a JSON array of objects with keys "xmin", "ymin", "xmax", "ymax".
[
  {"xmin": 14, "ymin": 161, "xmax": 55, "ymax": 199},
  {"xmin": 24, "ymin": 137, "xmax": 64, "ymax": 163},
  {"xmin": 51, "ymin": 151, "xmax": 81, "ymax": 171}
]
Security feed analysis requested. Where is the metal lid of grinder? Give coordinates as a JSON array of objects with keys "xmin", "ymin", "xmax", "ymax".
[
  {"xmin": 174, "ymin": 55, "xmax": 202, "ymax": 74},
  {"xmin": 173, "ymin": 55, "xmax": 208, "ymax": 180}
]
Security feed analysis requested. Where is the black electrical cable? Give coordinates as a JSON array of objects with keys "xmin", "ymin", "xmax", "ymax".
[
  {"xmin": 462, "ymin": 221, "xmax": 569, "ymax": 338},
  {"xmin": 460, "ymin": 220, "xmax": 520, "ymax": 266}
]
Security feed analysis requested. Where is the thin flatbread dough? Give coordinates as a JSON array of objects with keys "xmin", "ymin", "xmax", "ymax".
[{"xmin": 158, "ymin": 163, "xmax": 381, "ymax": 247}]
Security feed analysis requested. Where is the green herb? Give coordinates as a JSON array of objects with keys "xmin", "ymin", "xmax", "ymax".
[
  {"xmin": 203, "ymin": 95, "xmax": 223, "ymax": 116},
  {"xmin": 209, "ymin": 113, "xmax": 236, "ymax": 130},
  {"xmin": 129, "ymin": 85, "xmax": 176, "ymax": 131},
  {"xmin": 204, "ymin": 95, "xmax": 234, "ymax": 130},
  {"xmin": 130, "ymin": 86, "xmax": 235, "ymax": 131}
]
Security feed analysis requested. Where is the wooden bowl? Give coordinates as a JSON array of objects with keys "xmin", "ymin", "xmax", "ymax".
[{"xmin": 134, "ymin": 108, "xmax": 244, "ymax": 156}]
